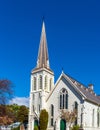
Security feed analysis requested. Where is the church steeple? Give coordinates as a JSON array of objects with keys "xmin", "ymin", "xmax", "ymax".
[
  {"xmin": 29, "ymin": 21, "xmax": 54, "ymax": 130},
  {"xmin": 37, "ymin": 21, "xmax": 50, "ymax": 69}
]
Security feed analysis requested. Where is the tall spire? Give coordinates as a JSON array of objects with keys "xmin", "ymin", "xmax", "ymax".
[{"xmin": 37, "ymin": 21, "xmax": 50, "ymax": 69}]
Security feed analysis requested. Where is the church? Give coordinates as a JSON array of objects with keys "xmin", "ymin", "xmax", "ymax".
[{"xmin": 28, "ymin": 21, "xmax": 100, "ymax": 130}]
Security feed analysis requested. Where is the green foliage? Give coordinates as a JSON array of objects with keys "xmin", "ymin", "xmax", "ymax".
[
  {"xmin": 11, "ymin": 125, "xmax": 20, "ymax": 130},
  {"xmin": 0, "ymin": 104, "xmax": 29, "ymax": 125},
  {"xmin": 6, "ymin": 105, "xmax": 19, "ymax": 122},
  {"xmin": 17, "ymin": 105, "xmax": 29, "ymax": 123},
  {"xmin": 34, "ymin": 125, "xmax": 38, "ymax": 130},
  {"xmin": 71, "ymin": 125, "xmax": 80, "ymax": 130},
  {"xmin": 39, "ymin": 109, "xmax": 48, "ymax": 130}
]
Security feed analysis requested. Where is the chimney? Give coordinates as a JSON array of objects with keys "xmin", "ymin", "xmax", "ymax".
[{"xmin": 88, "ymin": 84, "xmax": 94, "ymax": 90}]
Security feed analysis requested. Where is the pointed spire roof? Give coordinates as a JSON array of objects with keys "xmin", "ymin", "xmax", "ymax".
[{"xmin": 37, "ymin": 21, "xmax": 50, "ymax": 69}]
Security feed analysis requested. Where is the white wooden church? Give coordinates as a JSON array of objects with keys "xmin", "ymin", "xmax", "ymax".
[{"xmin": 28, "ymin": 21, "xmax": 100, "ymax": 130}]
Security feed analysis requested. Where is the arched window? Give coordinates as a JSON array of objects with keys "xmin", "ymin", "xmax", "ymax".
[
  {"xmin": 34, "ymin": 77, "xmax": 36, "ymax": 90},
  {"xmin": 33, "ymin": 94, "xmax": 35, "ymax": 101},
  {"xmin": 74, "ymin": 101, "xmax": 78, "ymax": 125},
  {"xmin": 51, "ymin": 104, "xmax": 54, "ymax": 116},
  {"xmin": 33, "ymin": 105, "xmax": 35, "ymax": 112},
  {"xmin": 97, "ymin": 108, "xmax": 100, "ymax": 127},
  {"xmin": 51, "ymin": 104, "xmax": 54, "ymax": 126},
  {"xmin": 44, "ymin": 75, "xmax": 47, "ymax": 90},
  {"xmin": 49, "ymin": 78, "xmax": 52, "ymax": 91},
  {"xmin": 60, "ymin": 88, "xmax": 68, "ymax": 109},
  {"xmin": 92, "ymin": 109, "xmax": 95, "ymax": 126},
  {"xmin": 75, "ymin": 101, "xmax": 78, "ymax": 110},
  {"xmin": 39, "ymin": 75, "xmax": 42, "ymax": 89},
  {"xmin": 38, "ymin": 93, "xmax": 41, "ymax": 112}
]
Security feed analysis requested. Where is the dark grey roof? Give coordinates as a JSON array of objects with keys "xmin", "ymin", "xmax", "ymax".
[{"xmin": 63, "ymin": 73, "xmax": 100, "ymax": 105}]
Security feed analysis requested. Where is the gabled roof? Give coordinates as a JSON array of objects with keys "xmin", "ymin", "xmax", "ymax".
[
  {"xmin": 46, "ymin": 72, "xmax": 100, "ymax": 105},
  {"xmin": 65, "ymin": 73, "xmax": 100, "ymax": 105}
]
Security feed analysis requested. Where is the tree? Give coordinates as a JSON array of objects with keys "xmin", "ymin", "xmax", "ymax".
[
  {"xmin": 6, "ymin": 104, "xmax": 20, "ymax": 122},
  {"xmin": 0, "ymin": 116, "xmax": 13, "ymax": 125},
  {"xmin": 60, "ymin": 109, "xmax": 77, "ymax": 128},
  {"xmin": 39, "ymin": 109, "xmax": 48, "ymax": 130},
  {"xmin": 0, "ymin": 79, "xmax": 13, "ymax": 104},
  {"xmin": 0, "ymin": 104, "xmax": 16, "ymax": 125},
  {"xmin": 0, "ymin": 79, "xmax": 14, "ymax": 125},
  {"xmin": 0, "ymin": 104, "xmax": 29, "ymax": 126},
  {"xmin": 17, "ymin": 105, "xmax": 29, "ymax": 123}
]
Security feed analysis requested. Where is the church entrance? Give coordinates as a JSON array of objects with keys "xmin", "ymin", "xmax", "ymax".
[
  {"xmin": 34, "ymin": 119, "xmax": 38, "ymax": 127},
  {"xmin": 60, "ymin": 119, "xmax": 66, "ymax": 130}
]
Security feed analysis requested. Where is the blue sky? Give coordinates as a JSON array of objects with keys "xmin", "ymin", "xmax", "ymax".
[{"xmin": 0, "ymin": 0, "xmax": 100, "ymax": 105}]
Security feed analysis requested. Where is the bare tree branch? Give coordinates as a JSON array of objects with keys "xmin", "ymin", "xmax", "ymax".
[
  {"xmin": 60, "ymin": 109, "xmax": 77, "ymax": 127},
  {"xmin": 0, "ymin": 79, "xmax": 13, "ymax": 104}
]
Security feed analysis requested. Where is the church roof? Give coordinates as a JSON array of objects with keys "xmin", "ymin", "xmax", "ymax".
[
  {"xmin": 31, "ymin": 21, "xmax": 54, "ymax": 74},
  {"xmin": 37, "ymin": 21, "xmax": 50, "ymax": 69},
  {"xmin": 63, "ymin": 73, "xmax": 100, "ymax": 105}
]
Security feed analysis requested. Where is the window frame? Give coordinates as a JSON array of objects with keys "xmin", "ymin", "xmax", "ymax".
[{"xmin": 59, "ymin": 88, "xmax": 68, "ymax": 109}]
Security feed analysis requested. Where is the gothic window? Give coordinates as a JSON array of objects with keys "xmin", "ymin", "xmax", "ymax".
[
  {"xmin": 74, "ymin": 101, "xmax": 78, "ymax": 111},
  {"xmin": 97, "ymin": 108, "xmax": 100, "ymax": 127},
  {"xmin": 44, "ymin": 75, "xmax": 47, "ymax": 90},
  {"xmin": 74, "ymin": 101, "xmax": 78, "ymax": 125},
  {"xmin": 32, "ymin": 94, "xmax": 35, "ymax": 108},
  {"xmin": 33, "ymin": 94, "xmax": 35, "ymax": 101},
  {"xmin": 60, "ymin": 94, "xmax": 62, "ymax": 109},
  {"xmin": 38, "ymin": 93, "xmax": 41, "ymax": 110},
  {"xmin": 38, "ymin": 93, "xmax": 41, "ymax": 104},
  {"xmin": 59, "ymin": 88, "xmax": 68, "ymax": 109},
  {"xmin": 34, "ymin": 77, "xmax": 36, "ymax": 90},
  {"xmin": 33, "ymin": 105, "xmax": 35, "ymax": 112},
  {"xmin": 51, "ymin": 104, "xmax": 54, "ymax": 126},
  {"xmin": 51, "ymin": 104, "xmax": 54, "ymax": 116},
  {"xmin": 39, "ymin": 75, "xmax": 42, "ymax": 89},
  {"xmin": 38, "ymin": 93, "xmax": 41, "ymax": 98},
  {"xmin": 49, "ymin": 78, "xmax": 52, "ymax": 91},
  {"xmin": 92, "ymin": 109, "xmax": 95, "ymax": 126},
  {"xmin": 38, "ymin": 104, "xmax": 40, "ymax": 112}
]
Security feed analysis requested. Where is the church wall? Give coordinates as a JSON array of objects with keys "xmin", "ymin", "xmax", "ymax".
[
  {"xmin": 83, "ymin": 101, "xmax": 100, "ymax": 129},
  {"xmin": 46, "ymin": 77, "xmax": 84, "ymax": 128},
  {"xmin": 84, "ymin": 128, "xmax": 100, "ymax": 130}
]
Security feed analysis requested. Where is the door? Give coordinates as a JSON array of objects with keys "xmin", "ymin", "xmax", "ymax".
[
  {"xmin": 34, "ymin": 119, "xmax": 38, "ymax": 127},
  {"xmin": 60, "ymin": 119, "xmax": 66, "ymax": 130}
]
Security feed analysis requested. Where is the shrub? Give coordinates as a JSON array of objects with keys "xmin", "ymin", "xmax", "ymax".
[
  {"xmin": 11, "ymin": 125, "xmax": 20, "ymax": 130},
  {"xmin": 39, "ymin": 109, "xmax": 48, "ymax": 130},
  {"xmin": 71, "ymin": 125, "xmax": 80, "ymax": 130},
  {"xmin": 34, "ymin": 125, "xmax": 38, "ymax": 130}
]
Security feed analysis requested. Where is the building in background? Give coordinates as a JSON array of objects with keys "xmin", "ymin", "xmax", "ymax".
[{"xmin": 28, "ymin": 21, "xmax": 100, "ymax": 130}]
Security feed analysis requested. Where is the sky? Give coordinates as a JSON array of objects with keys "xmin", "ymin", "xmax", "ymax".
[{"xmin": 0, "ymin": 0, "xmax": 100, "ymax": 106}]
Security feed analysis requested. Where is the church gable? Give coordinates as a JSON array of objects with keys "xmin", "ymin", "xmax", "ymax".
[
  {"xmin": 46, "ymin": 73, "xmax": 83, "ymax": 111},
  {"xmin": 46, "ymin": 72, "xmax": 84, "ymax": 104},
  {"xmin": 46, "ymin": 72, "xmax": 83, "ymax": 128},
  {"xmin": 47, "ymin": 71, "xmax": 100, "ymax": 107}
]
